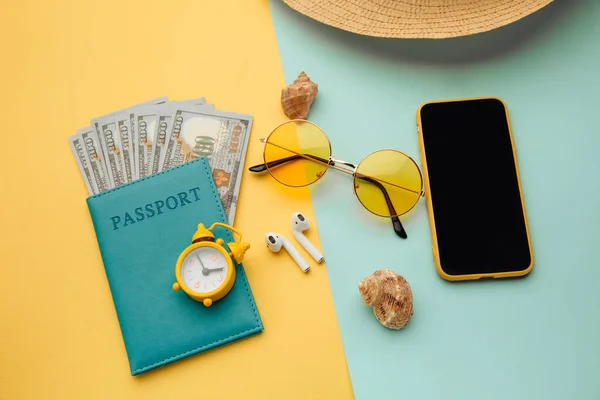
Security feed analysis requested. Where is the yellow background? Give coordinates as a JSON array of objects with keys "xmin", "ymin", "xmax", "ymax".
[{"xmin": 0, "ymin": 0, "xmax": 353, "ymax": 398}]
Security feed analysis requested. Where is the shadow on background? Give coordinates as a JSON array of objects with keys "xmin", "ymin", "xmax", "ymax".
[{"xmin": 276, "ymin": 1, "xmax": 582, "ymax": 65}]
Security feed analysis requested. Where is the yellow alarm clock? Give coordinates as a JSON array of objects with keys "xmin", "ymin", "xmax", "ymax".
[{"xmin": 172, "ymin": 222, "xmax": 250, "ymax": 307}]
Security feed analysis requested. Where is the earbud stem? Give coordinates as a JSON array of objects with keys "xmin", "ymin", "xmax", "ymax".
[
  {"xmin": 293, "ymin": 230, "xmax": 324, "ymax": 263},
  {"xmin": 284, "ymin": 239, "xmax": 311, "ymax": 272}
]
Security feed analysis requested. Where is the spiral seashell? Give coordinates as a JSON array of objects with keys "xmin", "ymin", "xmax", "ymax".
[
  {"xmin": 358, "ymin": 269, "xmax": 413, "ymax": 330},
  {"xmin": 281, "ymin": 71, "xmax": 318, "ymax": 119}
]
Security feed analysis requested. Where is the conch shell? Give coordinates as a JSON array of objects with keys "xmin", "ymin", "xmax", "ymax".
[
  {"xmin": 281, "ymin": 71, "xmax": 318, "ymax": 119},
  {"xmin": 358, "ymin": 269, "xmax": 413, "ymax": 330}
]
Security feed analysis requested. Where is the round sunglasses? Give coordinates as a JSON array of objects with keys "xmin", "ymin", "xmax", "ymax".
[{"xmin": 249, "ymin": 120, "xmax": 424, "ymax": 238}]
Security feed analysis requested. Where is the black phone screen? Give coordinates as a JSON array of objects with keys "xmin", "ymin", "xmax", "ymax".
[{"xmin": 419, "ymin": 98, "xmax": 532, "ymax": 277}]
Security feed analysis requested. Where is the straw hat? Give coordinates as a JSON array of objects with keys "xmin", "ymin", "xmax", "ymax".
[{"xmin": 281, "ymin": 0, "xmax": 553, "ymax": 39}]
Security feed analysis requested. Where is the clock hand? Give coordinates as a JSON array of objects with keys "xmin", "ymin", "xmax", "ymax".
[
  {"xmin": 205, "ymin": 267, "xmax": 225, "ymax": 273},
  {"xmin": 197, "ymin": 255, "xmax": 211, "ymax": 276}
]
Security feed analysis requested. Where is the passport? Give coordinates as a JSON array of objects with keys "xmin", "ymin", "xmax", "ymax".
[{"xmin": 87, "ymin": 157, "xmax": 263, "ymax": 375}]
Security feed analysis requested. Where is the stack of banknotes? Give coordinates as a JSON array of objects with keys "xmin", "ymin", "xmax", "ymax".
[{"xmin": 69, "ymin": 96, "xmax": 253, "ymax": 223}]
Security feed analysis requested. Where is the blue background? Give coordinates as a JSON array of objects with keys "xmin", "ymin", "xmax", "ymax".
[{"xmin": 269, "ymin": 1, "xmax": 600, "ymax": 398}]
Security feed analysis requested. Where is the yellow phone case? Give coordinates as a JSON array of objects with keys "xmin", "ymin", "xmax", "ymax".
[{"xmin": 416, "ymin": 97, "xmax": 534, "ymax": 281}]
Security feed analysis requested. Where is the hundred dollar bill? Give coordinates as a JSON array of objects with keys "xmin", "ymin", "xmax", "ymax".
[
  {"xmin": 127, "ymin": 110, "xmax": 139, "ymax": 180},
  {"xmin": 113, "ymin": 113, "xmax": 135, "ymax": 182},
  {"xmin": 148, "ymin": 99, "xmax": 209, "ymax": 176},
  {"xmin": 77, "ymin": 126, "xmax": 111, "ymax": 193},
  {"xmin": 134, "ymin": 106, "xmax": 159, "ymax": 178},
  {"xmin": 69, "ymin": 133, "xmax": 98, "ymax": 195},
  {"xmin": 161, "ymin": 107, "xmax": 253, "ymax": 223},
  {"xmin": 95, "ymin": 116, "xmax": 127, "ymax": 187}
]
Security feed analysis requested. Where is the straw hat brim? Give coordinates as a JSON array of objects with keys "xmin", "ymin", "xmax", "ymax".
[{"xmin": 281, "ymin": 0, "xmax": 553, "ymax": 39}]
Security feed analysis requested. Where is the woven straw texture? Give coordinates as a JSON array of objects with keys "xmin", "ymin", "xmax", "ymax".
[{"xmin": 281, "ymin": 0, "xmax": 553, "ymax": 39}]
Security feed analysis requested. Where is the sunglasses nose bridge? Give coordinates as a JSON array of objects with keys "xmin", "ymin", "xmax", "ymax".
[{"xmin": 329, "ymin": 157, "xmax": 357, "ymax": 175}]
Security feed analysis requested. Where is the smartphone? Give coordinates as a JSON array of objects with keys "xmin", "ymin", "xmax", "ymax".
[{"xmin": 416, "ymin": 97, "xmax": 533, "ymax": 281}]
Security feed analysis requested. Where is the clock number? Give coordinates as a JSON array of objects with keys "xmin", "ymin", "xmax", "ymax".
[
  {"xmin": 210, "ymin": 254, "xmax": 219, "ymax": 263},
  {"xmin": 194, "ymin": 281, "xmax": 201, "ymax": 288},
  {"xmin": 217, "ymin": 275, "xmax": 224, "ymax": 283},
  {"xmin": 189, "ymin": 259, "xmax": 195, "ymax": 265}
]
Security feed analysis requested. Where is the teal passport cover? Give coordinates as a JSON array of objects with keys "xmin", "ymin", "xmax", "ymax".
[{"xmin": 86, "ymin": 157, "xmax": 263, "ymax": 375}]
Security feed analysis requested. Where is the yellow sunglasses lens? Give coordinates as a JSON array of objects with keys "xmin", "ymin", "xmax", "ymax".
[
  {"xmin": 353, "ymin": 150, "xmax": 422, "ymax": 217},
  {"xmin": 264, "ymin": 120, "xmax": 331, "ymax": 187}
]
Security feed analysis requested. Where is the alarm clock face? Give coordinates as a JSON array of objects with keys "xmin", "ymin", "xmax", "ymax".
[{"xmin": 181, "ymin": 247, "xmax": 229, "ymax": 294}]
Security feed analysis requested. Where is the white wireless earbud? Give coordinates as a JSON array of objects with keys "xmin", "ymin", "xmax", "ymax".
[
  {"xmin": 291, "ymin": 212, "xmax": 324, "ymax": 263},
  {"xmin": 265, "ymin": 233, "xmax": 310, "ymax": 273}
]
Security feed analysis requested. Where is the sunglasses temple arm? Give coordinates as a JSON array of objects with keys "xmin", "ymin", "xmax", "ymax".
[
  {"xmin": 248, "ymin": 154, "xmax": 332, "ymax": 172},
  {"xmin": 355, "ymin": 174, "xmax": 408, "ymax": 239},
  {"xmin": 391, "ymin": 216, "xmax": 407, "ymax": 239}
]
